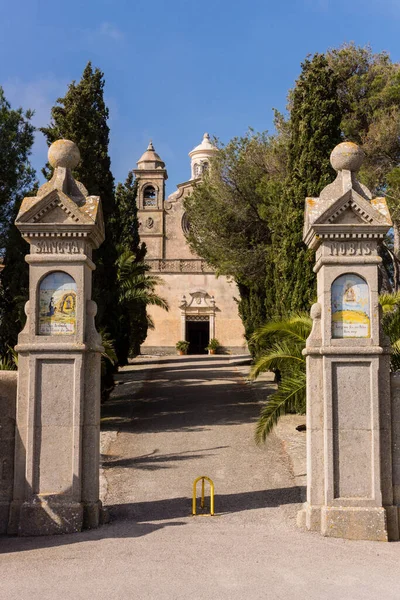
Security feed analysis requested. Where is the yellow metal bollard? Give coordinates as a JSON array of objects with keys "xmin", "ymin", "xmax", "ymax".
[{"xmin": 192, "ymin": 476, "xmax": 215, "ymax": 516}]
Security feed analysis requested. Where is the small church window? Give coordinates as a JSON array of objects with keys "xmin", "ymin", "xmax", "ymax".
[
  {"xmin": 201, "ymin": 161, "xmax": 209, "ymax": 174},
  {"xmin": 143, "ymin": 185, "xmax": 157, "ymax": 207},
  {"xmin": 181, "ymin": 212, "xmax": 191, "ymax": 235},
  {"xmin": 193, "ymin": 163, "xmax": 200, "ymax": 178}
]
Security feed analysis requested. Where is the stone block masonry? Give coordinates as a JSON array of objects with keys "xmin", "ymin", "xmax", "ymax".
[
  {"xmin": 298, "ymin": 141, "xmax": 399, "ymax": 541},
  {"xmin": 7, "ymin": 139, "xmax": 105, "ymax": 536}
]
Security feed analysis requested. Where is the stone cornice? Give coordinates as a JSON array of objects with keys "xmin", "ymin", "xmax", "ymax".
[
  {"xmin": 146, "ymin": 258, "xmax": 214, "ymax": 274},
  {"xmin": 133, "ymin": 167, "xmax": 168, "ymax": 180},
  {"xmin": 18, "ymin": 223, "xmax": 104, "ymax": 248},
  {"xmin": 303, "ymin": 345, "xmax": 391, "ymax": 356},
  {"xmin": 15, "ymin": 342, "xmax": 104, "ymax": 353},
  {"xmin": 304, "ymin": 226, "xmax": 388, "ymax": 250},
  {"xmin": 26, "ymin": 253, "xmax": 96, "ymax": 270},
  {"xmin": 313, "ymin": 254, "xmax": 382, "ymax": 274}
]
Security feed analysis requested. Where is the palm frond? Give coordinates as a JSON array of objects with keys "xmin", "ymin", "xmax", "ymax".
[
  {"xmin": 379, "ymin": 291, "xmax": 400, "ymax": 313},
  {"xmin": 255, "ymin": 371, "xmax": 306, "ymax": 444},
  {"xmin": 119, "ymin": 272, "xmax": 164, "ymax": 291},
  {"xmin": 379, "ymin": 292, "xmax": 400, "ymax": 372},
  {"xmin": 250, "ymin": 313, "xmax": 312, "ymax": 348},
  {"xmin": 0, "ymin": 346, "xmax": 18, "ymax": 371},
  {"xmin": 147, "ymin": 313, "xmax": 155, "ymax": 330},
  {"xmin": 116, "ymin": 250, "xmax": 169, "ymax": 312},
  {"xmin": 7, "ymin": 346, "xmax": 18, "ymax": 368},
  {"xmin": 116, "ymin": 251, "xmax": 150, "ymax": 278},
  {"xmin": 120, "ymin": 289, "xmax": 169, "ymax": 310},
  {"xmin": 250, "ymin": 340, "xmax": 304, "ymax": 379},
  {"xmin": 99, "ymin": 328, "xmax": 117, "ymax": 367},
  {"xmin": 0, "ymin": 357, "xmax": 16, "ymax": 370},
  {"xmin": 391, "ymin": 339, "xmax": 400, "ymax": 372}
]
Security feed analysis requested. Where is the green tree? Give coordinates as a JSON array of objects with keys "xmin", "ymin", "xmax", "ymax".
[
  {"xmin": 115, "ymin": 172, "xmax": 143, "ymax": 254},
  {"xmin": 0, "ymin": 87, "xmax": 36, "ymax": 353},
  {"xmin": 115, "ymin": 172, "xmax": 147, "ymax": 357},
  {"xmin": 380, "ymin": 291, "xmax": 400, "ymax": 371},
  {"xmin": 184, "ymin": 130, "xmax": 287, "ymax": 342},
  {"xmin": 116, "ymin": 250, "xmax": 169, "ymax": 355},
  {"xmin": 250, "ymin": 314, "xmax": 311, "ymax": 443},
  {"xmin": 327, "ymin": 44, "xmax": 400, "ymax": 185},
  {"xmin": 184, "ymin": 56, "xmax": 342, "ymax": 340},
  {"xmin": 270, "ymin": 53, "xmax": 342, "ymax": 316},
  {"xmin": 327, "ymin": 44, "xmax": 400, "ymax": 285},
  {"xmin": 251, "ymin": 293, "xmax": 400, "ymax": 441},
  {"xmin": 41, "ymin": 62, "xmax": 122, "ymax": 360}
]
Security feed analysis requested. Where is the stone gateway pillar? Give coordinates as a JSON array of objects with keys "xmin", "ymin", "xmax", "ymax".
[
  {"xmin": 298, "ymin": 142, "xmax": 399, "ymax": 541},
  {"xmin": 8, "ymin": 140, "xmax": 105, "ymax": 536}
]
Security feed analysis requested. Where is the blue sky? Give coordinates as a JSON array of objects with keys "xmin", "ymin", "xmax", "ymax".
[{"xmin": 1, "ymin": 0, "xmax": 399, "ymax": 195}]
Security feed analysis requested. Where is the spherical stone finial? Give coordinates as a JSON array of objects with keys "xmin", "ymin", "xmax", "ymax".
[
  {"xmin": 330, "ymin": 141, "xmax": 364, "ymax": 172},
  {"xmin": 48, "ymin": 139, "xmax": 81, "ymax": 169}
]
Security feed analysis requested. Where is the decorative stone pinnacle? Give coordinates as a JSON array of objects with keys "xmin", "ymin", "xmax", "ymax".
[
  {"xmin": 203, "ymin": 132, "xmax": 210, "ymax": 140},
  {"xmin": 48, "ymin": 139, "xmax": 81, "ymax": 170},
  {"xmin": 147, "ymin": 140, "xmax": 154, "ymax": 151},
  {"xmin": 330, "ymin": 141, "xmax": 365, "ymax": 173}
]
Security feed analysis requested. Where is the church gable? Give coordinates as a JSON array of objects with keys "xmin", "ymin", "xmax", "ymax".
[
  {"xmin": 331, "ymin": 206, "xmax": 365, "ymax": 225},
  {"xmin": 16, "ymin": 189, "xmax": 94, "ymax": 226},
  {"xmin": 39, "ymin": 205, "xmax": 77, "ymax": 224},
  {"xmin": 313, "ymin": 189, "xmax": 390, "ymax": 228}
]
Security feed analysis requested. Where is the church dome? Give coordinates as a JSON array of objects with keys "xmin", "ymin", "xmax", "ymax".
[
  {"xmin": 137, "ymin": 141, "xmax": 165, "ymax": 170},
  {"xmin": 189, "ymin": 133, "xmax": 216, "ymax": 156},
  {"xmin": 189, "ymin": 133, "xmax": 217, "ymax": 180}
]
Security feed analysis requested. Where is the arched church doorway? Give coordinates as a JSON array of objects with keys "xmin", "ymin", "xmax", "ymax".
[
  {"xmin": 179, "ymin": 290, "xmax": 218, "ymax": 354},
  {"xmin": 186, "ymin": 317, "xmax": 209, "ymax": 354}
]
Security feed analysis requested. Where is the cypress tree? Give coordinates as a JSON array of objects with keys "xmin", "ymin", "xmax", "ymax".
[
  {"xmin": 237, "ymin": 283, "xmax": 267, "ymax": 353},
  {"xmin": 115, "ymin": 172, "xmax": 147, "ymax": 358},
  {"xmin": 41, "ymin": 63, "xmax": 122, "ymax": 360},
  {"xmin": 0, "ymin": 88, "xmax": 36, "ymax": 354},
  {"xmin": 270, "ymin": 54, "xmax": 342, "ymax": 315},
  {"xmin": 115, "ymin": 172, "xmax": 144, "ymax": 255}
]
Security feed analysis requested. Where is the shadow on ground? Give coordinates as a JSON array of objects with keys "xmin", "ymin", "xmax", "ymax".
[
  {"xmin": 0, "ymin": 358, "xmax": 300, "ymax": 556},
  {"xmin": 102, "ymin": 357, "xmax": 275, "ymax": 434},
  {"xmin": 0, "ymin": 486, "xmax": 304, "ymax": 555},
  {"xmin": 111, "ymin": 486, "xmax": 304, "ymax": 521},
  {"xmin": 102, "ymin": 446, "xmax": 230, "ymax": 470}
]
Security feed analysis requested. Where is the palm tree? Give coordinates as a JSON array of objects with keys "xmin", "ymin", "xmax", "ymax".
[
  {"xmin": 251, "ymin": 293, "xmax": 400, "ymax": 442},
  {"xmin": 380, "ymin": 291, "xmax": 400, "ymax": 371},
  {"xmin": 116, "ymin": 249, "xmax": 169, "ymax": 357},
  {"xmin": 250, "ymin": 314, "xmax": 311, "ymax": 443},
  {"xmin": 99, "ymin": 327, "xmax": 118, "ymax": 401},
  {"xmin": 117, "ymin": 250, "xmax": 169, "ymax": 311}
]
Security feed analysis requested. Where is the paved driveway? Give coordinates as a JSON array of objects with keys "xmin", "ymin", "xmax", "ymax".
[{"xmin": 1, "ymin": 356, "xmax": 400, "ymax": 600}]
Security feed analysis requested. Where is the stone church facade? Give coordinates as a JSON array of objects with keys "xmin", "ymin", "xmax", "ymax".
[{"xmin": 134, "ymin": 134, "xmax": 246, "ymax": 355}]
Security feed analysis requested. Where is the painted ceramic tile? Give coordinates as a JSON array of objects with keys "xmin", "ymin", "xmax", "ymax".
[
  {"xmin": 331, "ymin": 274, "xmax": 370, "ymax": 338},
  {"xmin": 39, "ymin": 272, "xmax": 77, "ymax": 335}
]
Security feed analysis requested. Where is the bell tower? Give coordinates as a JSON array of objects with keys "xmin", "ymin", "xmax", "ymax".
[{"xmin": 133, "ymin": 141, "xmax": 168, "ymax": 259}]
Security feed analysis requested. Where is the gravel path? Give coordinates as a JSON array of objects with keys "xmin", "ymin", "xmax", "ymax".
[{"xmin": 1, "ymin": 355, "xmax": 400, "ymax": 600}]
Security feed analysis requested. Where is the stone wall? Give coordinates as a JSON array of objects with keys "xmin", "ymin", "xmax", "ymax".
[
  {"xmin": 164, "ymin": 183, "xmax": 196, "ymax": 260},
  {"xmin": 0, "ymin": 371, "xmax": 17, "ymax": 533},
  {"xmin": 142, "ymin": 272, "xmax": 246, "ymax": 352}
]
